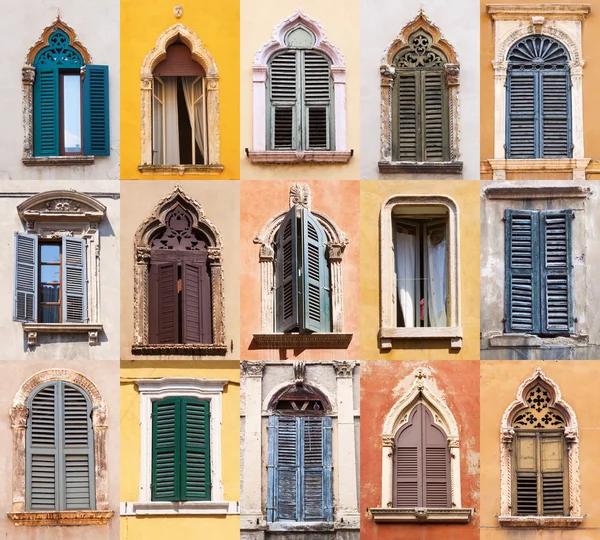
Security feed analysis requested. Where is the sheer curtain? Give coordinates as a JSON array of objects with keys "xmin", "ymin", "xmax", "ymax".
[
  {"xmin": 395, "ymin": 232, "xmax": 416, "ymax": 327},
  {"xmin": 163, "ymin": 77, "xmax": 180, "ymax": 165},
  {"xmin": 427, "ymin": 230, "xmax": 447, "ymax": 327},
  {"xmin": 152, "ymin": 79, "xmax": 164, "ymax": 165},
  {"xmin": 182, "ymin": 77, "xmax": 205, "ymax": 164}
]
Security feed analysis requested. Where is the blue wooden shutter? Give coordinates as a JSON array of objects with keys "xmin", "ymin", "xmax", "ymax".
[
  {"xmin": 33, "ymin": 67, "xmax": 59, "ymax": 156},
  {"xmin": 267, "ymin": 415, "xmax": 278, "ymax": 522},
  {"xmin": 276, "ymin": 207, "xmax": 299, "ymax": 332},
  {"xmin": 14, "ymin": 232, "xmax": 38, "ymax": 322},
  {"xmin": 83, "ymin": 65, "xmax": 110, "ymax": 156},
  {"xmin": 301, "ymin": 209, "xmax": 331, "ymax": 333},
  {"xmin": 507, "ymin": 72, "xmax": 537, "ymax": 159},
  {"xmin": 540, "ymin": 72, "xmax": 571, "ymax": 158},
  {"xmin": 303, "ymin": 417, "xmax": 332, "ymax": 521},
  {"xmin": 274, "ymin": 417, "xmax": 299, "ymax": 520},
  {"xmin": 540, "ymin": 210, "xmax": 573, "ymax": 334},
  {"xmin": 269, "ymin": 51, "xmax": 298, "ymax": 150},
  {"xmin": 152, "ymin": 397, "xmax": 181, "ymax": 501},
  {"xmin": 181, "ymin": 398, "xmax": 211, "ymax": 501},
  {"xmin": 62, "ymin": 237, "xmax": 87, "ymax": 323},
  {"xmin": 303, "ymin": 51, "xmax": 332, "ymax": 151}
]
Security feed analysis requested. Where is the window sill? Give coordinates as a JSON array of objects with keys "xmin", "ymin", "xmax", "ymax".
[
  {"xmin": 498, "ymin": 515, "xmax": 583, "ymax": 528},
  {"xmin": 267, "ymin": 522, "xmax": 334, "ymax": 532},
  {"xmin": 488, "ymin": 333, "xmax": 588, "ymax": 348},
  {"xmin": 246, "ymin": 150, "xmax": 353, "ymax": 164},
  {"xmin": 486, "ymin": 158, "xmax": 591, "ymax": 180},
  {"xmin": 138, "ymin": 164, "xmax": 225, "ymax": 176},
  {"xmin": 22, "ymin": 323, "xmax": 103, "ymax": 347},
  {"xmin": 378, "ymin": 161, "xmax": 463, "ymax": 174},
  {"xmin": 120, "ymin": 501, "xmax": 238, "ymax": 516},
  {"xmin": 8, "ymin": 510, "xmax": 113, "ymax": 526},
  {"xmin": 22, "ymin": 156, "xmax": 95, "ymax": 166},
  {"xmin": 370, "ymin": 507, "xmax": 472, "ymax": 523},
  {"xmin": 131, "ymin": 343, "xmax": 228, "ymax": 356},
  {"xmin": 252, "ymin": 332, "xmax": 353, "ymax": 349},
  {"xmin": 378, "ymin": 327, "xmax": 463, "ymax": 351}
]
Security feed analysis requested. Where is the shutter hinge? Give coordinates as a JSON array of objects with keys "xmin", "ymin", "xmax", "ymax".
[
  {"xmin": 501, "ymin": 216, "xmax": 506, "ymax": 222},
  {"xmin": 502, "ymin": 318, "xmax": 506, "ymax": 323},
  {"xmin": 503, "ymin": 143, "xmax": 506, "ymax": 150}
]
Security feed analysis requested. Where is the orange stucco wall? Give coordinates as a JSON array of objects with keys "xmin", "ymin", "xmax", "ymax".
[
  {"xmin": 239, "ymin": 180, "xmax": 360, "ymax": 360},
  {"xmin": 360, "ymin": 360, "xmax": 480, "ymax": 540}
]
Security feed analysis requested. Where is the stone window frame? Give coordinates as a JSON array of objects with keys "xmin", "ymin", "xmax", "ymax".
[
  {"xmin": 8, "ymin": 369, "xmax": 112, "ymax": 526},
  {"xmin": 486, "ymin": 4, "xmax": 591, "ymax": 180},
  {"xmin": 132, "ymin": 185, "xmax": 226, "ymax": 356},
  {"xmin": 499, "ymin": 367, "xmax": 581, "ymax": 528},
  {"xmin": 252, "ymin": 184, "xmax": 352, "ymax": 349},
  {"xmin": 120, "ymin": 377, "xmax": 237, "ymax": 516},
  {"xmin": 16, "ymin": 190, "xmax": 108, "ymax": 347},
  {"xmin": 139, "ymin": 23, "xmax": 223, "ymax": 176},
  {"xmin": 379, "ymin": 194, "xmax": 462, "ymax": 350},
  {"xmin": 247, "ymin": 9, "xmax": 352, "ymax": 164},
  {"xmin": 379, "ymin": 10, "xmax": 462, "ymax": 175}
]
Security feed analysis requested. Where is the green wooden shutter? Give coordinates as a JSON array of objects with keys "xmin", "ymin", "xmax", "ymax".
[
  {"xmin": 276, "ymin": 207, "xmax": 299, "ymax": 332},
  {"xmin": 152, "ymin": 397, "xmax": 181, "ymax": 501},
  {"xmin": 14, "ymin": 232, "xmax": 38, "ymax": 322},
  {"xmin": 422, "ymin": 71, "xmax": 448, "ymax": 161},
  {"xmin": 507, "ymin": 72, "xmax": 537, "ymax": 159},
  {"xmin": 181, "ymin": 398, "xmax": 211, "ymax": 501},
  {"xmin": 514, "ymin": 432, "xmax": 538, "ymax": 515},
  {"xmin": 62, "ymin": 237, "xmax": 87, "ymax": 323},
  {"xmin": 269, "ymin": 50, "xmax": 298, "ymax": 150},
  {"xmin": 33, "ymin": 67, "xmax": 59, "ymax": 156},
  {"xmin": 303, "ymin": 51, "xmax": 332, "ymax": 150},
  {"xmin": 301, "ymin": 209, "xmax": 331, "ymax": 333},
  {"xmin": 83, "ymin": 65, "xmax": 110, "ymax": 156},
  {"xmin": 395, "ymin": 71, "xmax": 418, "ymax": 161},
  {"xmin": 540, "ymin": 433, "xmax": 567, "ymax": 515}
]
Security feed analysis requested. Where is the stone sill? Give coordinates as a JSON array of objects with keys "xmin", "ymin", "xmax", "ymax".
[
  {"xmin": 498, "ymin": 515, "xmax": 584, "ymax": 528},
  {"xmin": 370, "ymin": 507, "xmax": 473, "ymax": 523},
  {"xmin": 486, "ymin": 158, "xmax": 591, "ymax": 180},
  {"xmin": 8, "ymin": 510, "xmax": 113, "ymax": 526},
  {"xmin": 484, "ymin": 184, "xmax": 591, "ymax": 200},
  {"xmin": 120, "ymin": 501, "xmax": 238, "ymax": 516},
  {"xmin": 378, "ymin": 161, "xmax": 463, "ymax": 174},
  {"xmin": 378, "ymin": 327, "xmax": 463, "ymax": 351},
  {"xmin": 486, "ymin": 4, "xmax": 591, "ymax": 20},
  {"xmin": 23, "ymin": 323, "xmax": 103, "ymax": 346},
  {"xmin": 252, "ymin": 333, "xmax": 353, "ymax": 349},
  {"xmin": 488, "ymin": 333, "xmax": 588, "ymax": 348},
  {"xmin": 246, "ymin": 150, "xmax": 353, "ymax": 164},
  {"xmin": 22, "ymin": 156, "xmax": 95, "ymax": 166},
  {"xmin": 131, "ymin": 343, "xmax": 228, "ymax": 356},
  {"xmin": 267, "ymin": 522, "xmax": 334, "ymax": 532},
  {"xmin": 138, "ymin": 164, "xmax": 224, "ymax": 176}
]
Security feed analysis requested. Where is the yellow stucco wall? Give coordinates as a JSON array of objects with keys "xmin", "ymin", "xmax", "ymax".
[
  {"xmin": 120, "ymin": 0, "xmax": 240, "ymax": 180},
  {"xmin": 239, "ymin": 0, "xmax": 360, "ymax": 180},
  {"xmin": 359, "ymin": 180, "xmax": 480, "ymax": 360},
  {"xmin": 481, "ymin": 361, "xmax": 600, "ymax": 539},
  {"xmin": 119, "ymin": 361, "xmax": 240, "ymax": 540}
]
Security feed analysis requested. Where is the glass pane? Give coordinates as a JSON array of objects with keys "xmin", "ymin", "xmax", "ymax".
[
  {"xmin": 63, "ymin": 75, "xmax": 81, "ymax": 153},
  {"xmin": 40, "ymin": 244, "xmax": 60, "ymax": 263},
  {"xmin": 41, "ymin": 305, "xmax": 60, "ymax": 323},
  {"xmin": 40, "ymin": 264, "xmax": 60, "ymax": 283},
  {"xmin": 41, "ymin": 284, "xmax": 60, "ymax": 303}
]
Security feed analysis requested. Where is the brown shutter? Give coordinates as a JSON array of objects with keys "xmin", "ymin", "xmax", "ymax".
[
  {"xmin": 422, "ymin": 406, "xmax": 451, "ymax": 508},
  {"xmin": 153, "ymin": 43, "xmax": 205, "ymax": 77},
  {"xmin": 394, "ymin": 404, "xmax": 423, "ymax": 507},
  {"xmin": 182, "ymin": 262, "xmax": 212, "ymax": 344},
  {"xmin": 514, "ymin": 433, "xmax": 538, "ymax": 515},
  {"xmin": 149, "ymin": 262, "xmax": 179, "ymax": 344},
  {"xmin": 541, "ymin": 433, "xmax": 567, "ymax": 515}
]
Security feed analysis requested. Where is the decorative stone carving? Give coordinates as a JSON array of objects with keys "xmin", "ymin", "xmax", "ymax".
[
  {"xmin": 46, "ymin": 199, "xmax": 80, "ymax": 212},
  {"xmin": 382, "ymin": 436, "xmax": 394, "ymax": 448},
  {"xmin": 26, "ymin": 332, "xmax": 37, "ymax": 348},
  {"xmin": 289, "ymin": 183, "xmax": 312, "ymax": 210},
  {"xmin": 293, "ymin": 361, "xmax": 306, "ymax": 384},
  {"xmin": 241, "ymin": 361, "xmax": 265, "ymax": 378},
  {"xmin": 333, "ymin": 361, "xmax": 355, "ymax": 379},
  {"xmin": 173, "ymin": 5, "xmax": 183, "ymax": 18},
  {"xmin": 9, "ymin": 406, "xmax": 29, "ymax": 429}
]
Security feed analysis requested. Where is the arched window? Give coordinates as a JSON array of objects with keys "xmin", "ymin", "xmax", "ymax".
[{"xmin": 506, "ymin": 36, "xmax": 571, "ymax": 159}]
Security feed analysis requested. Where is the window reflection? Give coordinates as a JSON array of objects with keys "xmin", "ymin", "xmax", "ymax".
[{"xmin": 62, "ymin": 74, "xmax": 81, "ymax": 154}]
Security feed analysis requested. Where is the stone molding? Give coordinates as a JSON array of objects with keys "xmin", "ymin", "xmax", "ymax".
[
  {"xmin": 498, "ymin": 516, "xmax": 584, "ymax": 528},
  {"xmin": 252, "ymin": 333, "xmax": 353, "ymax": 349},
  {"xmin": 370, "ymin": 507, "xmax": 472, "ymax": 523},
  {"xmin": 8, "ymin": 511, "xmax": 113, "ymax": 526},
  {"xmin": 241, "ymin": 361, "xmax": 266, "ymax": 378},
  {"xmin": 486, "ymin": 159, "xmax": 591, "ymax": 181},
  {"xmin": 23, "ymin": 156, "xmax": 95, "ymax": 167},
  {"xmin": 483, "ymin": 183, "xmax": 591, "ymax": 200},
  {"xmin": 379, "ymin": 195, "xmax": 461, "ymax": 350},
  {"xmin": 378, "ymin": 161, "xmax": 463, "ymax": 174},
  {"xmin": 121, "ymin": 501, "xmax": 237, "ymax": 516},
  {"xmin": 332, "ymin": 361, "xmax": 356, "ymax": 379},
  {"xmin": 140, "ymin": 23, "xmax": 221, "ymax": 168},
  {"xmin": 138, "ymin": 164, "xmax": 224, "ymax": 176},
  {"xmin": 246, "ymin": 151, "xmax": 353, "ymax": 164}
]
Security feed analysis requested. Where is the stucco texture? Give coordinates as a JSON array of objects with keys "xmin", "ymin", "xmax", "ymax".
[
  {"xmin": 119, "ymin": 180, "xmax": 240, "ymax": 360},
  {"xmin": 239, "ymin": 180, "xmax": 360, "ymax": 360},
  {"xmin": 481, "ymin": 360, "xmax": 600, "ymax": 539},
  {"xmin": 360, "ymin": 360, "xmax": 480, "ymax": 540},
  {"xmin": 360, "ymin": 180, "xmax": 480, "ymax": 360},
  {"xmin": 119, "ymin": 360, "xmax": 240, "ymax": 540},
  {"xmin": 120, "ymin": 0, "xmax": 240, "ymax": 180},
  {"xmin": 239, "ymin": 0, "xmax": 361, "ymax": 180}
]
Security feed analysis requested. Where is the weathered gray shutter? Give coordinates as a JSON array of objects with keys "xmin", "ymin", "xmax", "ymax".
[
  {"xmin": 540, "ymin": 433, "xmax": 567, "ymax": 515},
  {"xmin": 14, "ymin": 232, "xmax": 38, "ymax": 322},
  {"xmin": 514, "ymin": 433, "xmax": 538, "ymax": 515},
  {"xmin": 303, "ymin": 417, "xmax": 332, "ymax": 521},
  {"xmin": 62, "ymin": 237, "xmax": 87, "ymax": 323},
  {"xmin": 269, "ymin": 50, "xmax": 298, "ymax": 150},
  {"xmin": 274, "ymin": 417, "xmax": 299, "ymax": 520},
  {"xmin": 275, "ymin": 207, "xmax": 299, "ymax": 332},
  {"xmin": 541, "ymin": 72, "xmax": 571, "ymax": 158},
  {"xmin": 303, "ymin": 51, "xmax": 331, "ymax": 150},
  {"xmin": 422, "ymin": 71, "xmax": 447, "ymax": 161},
  {"xmin": 396, "ymin": 71, "xmax": 418, "ymax": 161}
]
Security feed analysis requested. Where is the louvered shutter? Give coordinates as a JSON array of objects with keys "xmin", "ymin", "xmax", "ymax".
[
  {"xmin": 303, "ymin": 417, "xmax": 332, "ymax": 521},
  {"xmin": 269, "ymin": 51, "xmax": 298, "ymax": 150},
  {"xmin": 514, "ymin": 433, "xmax": 538, "ymax": 515},
  {"xmin": 422, "ymin": 406, "xmax": 451, "ymax": 508},
  {"xmin": 181, "ymin": 398, "xmax": 211, "ymax": 501},
  {"xmin": 507, "ymin": 72, "xmax": 536, "ymax": 159},
  {"xmin": 303, "ymin": 51, "xmax": 331, "ymax": 150},
  {"xmin": 152, "ymin": 397, "xmax": 181, "ymax": 501},
  {"xmin": 540, "ymin": 433, "xmax": 567, "ymax": 515},
  {"xmin": 505, "ymin": 210, "xmax": 540, "ymax": 334},
  {"xmin": 396, "ymin": 71, "xmax": 418, "ymax": 161},
  {"xmin": 62, "ymin": 237, "xmax": 87, "ymax": 323},
  {"xmin": 394, "ymin": 405, "xmax": 423, "ymax": 507},
  {"xmin": 541, "ymin": 72, "xmax": 571, "ymax": 158},
  {"xmin": 33, "ymin": 67, "xmax": 59, "ymax": 156},
  {"xmin": 301, "ymin": 209, "xmax": 331, "ymax": 333},
  {"xmin": 14, "ymin": 232, "xmax": 38, "ymax": 322},
  {"xmin": 182, "ymin": 262, "xmax": 212, "ymax": 344},
  {"xmin": 422, "ymin": 71, "xmax": 448, "ymax": 161},
  {"xmin": 83, "ymin": 65, "xmax": 110, "ymax": 156},
  {"xmin": 273, "ymin": 417, "xmax": 299, "ymax": 521},
  {"xmin": 541, "ymin": 210, "xmax": 573, "ymax": 335},
  {"xmin": 149, "ymin": 262, "xmax": 179, "ymax": 344},
  {"xmin": 275, "ymin": 207, "xmax": 299, "ymax": 332}
]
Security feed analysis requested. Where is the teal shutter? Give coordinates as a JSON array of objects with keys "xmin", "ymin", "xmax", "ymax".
[
  {"xmin": 181, "ymin": 398, "xmax": 211, "ymax": 501},
  {"xmin": 83, "ymin": 65, "xmax": 110, "ymax": 156},
  {"xmin": 507, "ymin": 72, "xmax": 536, "ymax": 159},
  {"xmin": 269, "ymin": 51, "xmax": 298, "ymax": 150},
  {"xmin": 541, "ymin": 71, "xmax": 571, "ymax": 158},
  {"xmin": 303, "ymin": 51, "xmax": 332, "ymax": 150},
  {"xmin": 33, "ymin": 67, "xmax": 59, "ymax": 156},
  {"xmin": 62, "ymin": 237, "xmax": 87, "ymax": 323},
  {"xmin": 276, "ymin": 207, "xmax": 299, "ymax": 332},
  {"xmin": 14, "ymin": 232, "xmax": 38, "ymax": 322},
  {"xmin": 152, "ymin": 397, "xmax": 181, "ymax": 501}
]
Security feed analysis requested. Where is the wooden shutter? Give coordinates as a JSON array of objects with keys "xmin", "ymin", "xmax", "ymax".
[
  {"xmin": 33, "ymin": 67, "xmax": 59, "ymax": 156},
  {"xmin": 394, "ymin": 405, "xmax": 423, "ymax": 507},
  {"xmin": 303, "ymin": 51, "xmax": 331, "ymax": 150},
  {"xmin": 303, "ymin": 417, "xmax": 332, "ymax": 521},
  {"xmin": 152, "ymin": 397, "xmax": 180, "ymax": 501},
  {"xmin": 182, "ymin": 262, "xmax": 212, "ymax": 344},
  {"xmin": 269, "ymin": 50, "xmax": 298, "ymax": 150},
  {"xmin": 541, "ymin": 72, "xmax": 571, "ymax": 158},
  {"xmin": 514, "ymin": 433, "xmax": 538, "ymax": 515},
  {"xmin": 83, "ymin": 65, "xmax": 110, "ymax": 156},
  {"xmin": 275, "ymin": 207, "xmax": 299, "ymax": 332},
  {"xmin": 422, "ymin": 71, "xmax": 448, "ymax": 161},
  {"xmin": 149, "ymin": 262, "xmax": 179, "ymax": 344},
  {"xmin": 62, "ymin": 237, "xmax": 87, "ymax": 323},
  {"xmin": 541, "ymin": 210, "xmax": 573, "ymax": 335},
  {"xmin": 14, "ymin": 232, "xmax": 38, "ymax": 322},
  {"xmin": 507, "ymin": 72, "xmax": 536, "ymax": 159},
  {"xmin": 181, "ymin": 398, "xmax": 211, "ymax": 501},
  {"xmin": 422, "ymin": 406, "xmax": 451, "ymax": 508},
  {"xmin": 274, "ymin": 417, "xmax": 299, "ymax": 520},
  {"xmin": 395, "ymin": 71, "xmax": 418, "ymax": 161},
  {"xmin": 301, "ymin": 209, "xmax": 331, "ymax": 333},
  {"xmin": 540, "ymin": 433, "xmax": 567, "ymax": 515}
]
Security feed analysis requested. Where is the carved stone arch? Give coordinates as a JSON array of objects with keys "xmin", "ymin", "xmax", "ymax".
[
  {"xmin": 17, "ymin": 190, "xmax": 107, "ymax": 222},
  {"xmin": 262, "ymin": 379, "xmax": 336, "ymax": 415},
  {"xmin": 140, "ymin": 23, "xmax": 221, "ymax": 168}
]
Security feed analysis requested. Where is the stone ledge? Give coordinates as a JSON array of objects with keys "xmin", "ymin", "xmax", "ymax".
[
  {"xmin": 378, "ymin": 327, "xmax": 463, "ymax": 351},
  {"xmin": 488, "ymin": 333, "xmax": 589, "ymax": 348},
  {"xmin": 267, "ymin": 522, "xmax": 335, "ymax": 532},
  {"xmin": 120, "ymin": 501, "xmax": 238, "ymax": 516},
  {"xmin": 131, "ymin": 343, "xmax": 228, "ymax": 356},
  {"xmin": 246, "ymin": 150, "xmax": 353, "ymax": 164},
  {"xmin": 486, "ymin": 158, "xmax": 591, "ymax": 180},
  {"xmin": 378, "ymin": 161, "xmax": 463, "ymax": 174},
  {"xmin": 498, "ymin": 515, "xmax": 584, "ymax": 528},
  {"xmin": 484, "ymin": 184, "xmax": 591, "ymax": 199},
  {"xmin": 23, "ymin": 323, "xmax": 103, "ymax": 347},
  {"xmin": 486, "ymin": 4, "xmax": 591, "ymax": 20},
  {"xmin": 8, "ymin": 510, "xmax": 113, "ymax": 526},
  {"xmin": 370, "ymin": 507, "xmax": 472, "ymax": 523},
  {"xmin": 252, "ymin": 333, "xmax": 353, "ymax": 349},
  {"xmin": 138, "ymin": 164, "xmax": 224, "ymax": 176},
  {"xmin": 22, "ymin": 156, "xmax": 95, "ymax": 166}
]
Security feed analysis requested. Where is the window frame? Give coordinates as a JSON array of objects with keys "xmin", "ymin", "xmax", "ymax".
[{"xmin": 58, "ymin": 70, "xmax": 84, "ymax": 157}]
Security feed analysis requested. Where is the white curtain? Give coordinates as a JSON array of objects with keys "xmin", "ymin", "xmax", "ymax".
[
  {"xmin": 395, "ymin": 232, "xmax": 416, "ymax": 327},
  {"xmin": 182, "ymin": 77, "xmax": 205, "ymax": 164},
  {"xmin": 163, "ymin": 77, "xmax": 180, "ymax": 165},
  {"xmin": 152, "ymin": 80, "xmax": 164, "ymax": 165},
  {"xmin": 427, "ymin": 231, "xmax": 447, "ymax": 327}
]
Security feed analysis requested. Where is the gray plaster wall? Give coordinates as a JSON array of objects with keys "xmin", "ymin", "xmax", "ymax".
[
  {"xmin": 359, "ymin": 0, "xmax": 480, "ymax": 180},
  {"xmin": 0, "ymin": 180, "xmax": 120, "ymax": 360},
  {"xmin": 0, "ymin": 0, "xmax": 120, "ymax": 180}
]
